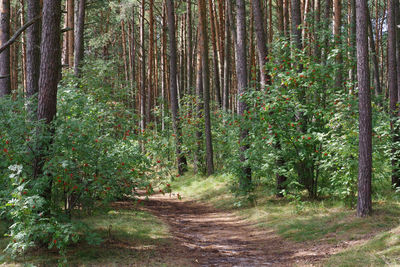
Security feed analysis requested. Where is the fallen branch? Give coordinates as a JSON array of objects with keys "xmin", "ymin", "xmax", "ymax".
[{"xmin": 0, "ymin": 15, "xmax": 41, "ymax": 55}]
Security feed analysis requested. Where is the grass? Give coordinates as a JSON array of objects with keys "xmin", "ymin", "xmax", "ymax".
[
  {"xmin": 324, "ymin": 225, "xmax": 400, "ymax": 266},
  {"xmin": 0, "ymin": 203, "xmax": 188, "ymax": 267},
  {"xmin": 171, "ymin": 172, "xmax": 400, "ymax": 265}
]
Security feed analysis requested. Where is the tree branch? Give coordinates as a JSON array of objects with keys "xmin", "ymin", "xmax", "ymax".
[{"xmin": 0, "ymin": 15, "xmax": 41, "ymax": 55}]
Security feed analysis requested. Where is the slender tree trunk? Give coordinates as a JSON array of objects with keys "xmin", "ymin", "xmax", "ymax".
[
  {"xmin": 194, "ymin": 40, "xmax": 204, "ymax": 174},
  {"xmin": 284, "ymin": 0, "xmax": 290, "ymax": 37},
  {"xmin": 388, "ymin": 0, "xmax": 399, "ymax": 187},
  {"xmin": 74, "ymin": 0, "xmax": 85, "ymax": 76},
  {"xmin": 395, "ymin": 0, "xmax": 400, "ymax": 101},
  {"xmin": 161, "ymin": 3, "xmax": 167, "ymax": 131},
  {"xmin": 187, "ymin": 0, "xmax": 193, "ymax": 93},
  {"xmin": 10, "ymin": 5, "xmax": 19, "ymax": 95},
  {"xmin": 323, "ymin": 0, "xmax": 332, "ymax": 63},
  {"xmin": 277, "ymin": 0, "xmax": 284, "ymax": 34},
  {"xmin": 223, "ymin": 1, "xmax": 231, "ymax": 111},
  {"xmin": 251, "ymin": 0, "xmax": 268, "ymax": 87},
  {"xmin": 20, "ymin": 0, "xmax": 27, "ymax": 94},
  {"xmin": 291, "ymin": 0, "xmax": 302, "ymax": 50},
  {"xmin": 121, "ymin": 19, "xmax": 128, "ymax": 82},
  {"xmin": 166, "ymin": 0, "xmax": 187, "ymax": 175},
  {"xmin": 130, "ymin": 8, "xmax": 136, "ymax": 109},
  {"xmin": 314, "ymin": 0, "xmax": 321, "ymax": 59},
  {"xmin": 236, "ymin": 0, "xmax": 251, "ymax": 186},
  {"xmin": 26, "ymin": 0, "xmax": 41, "ymax": 118},
  {"xmin": 147, "ymin": 0, "xmax": 154, "ymax": 123},
  {"xmin": 0, "ymin": 0, "xmax": 11, "ymax": 96},
  {"xmin": 367, "ymin": 9, "xmax": 380, "ymax": 98},
  {"xmin": 67, "ymin": 0, "xmax": 74, "ymax": 67},
  {"xmin": 140, "ymin": 0, "xmax": 146, "ymax": 132},
  {"xmin": 333, "ymin": 0, "xmax": 343, "ymax": 90},
  {"xmin": 199, "ymin": 0, "xmax": 214, "ymax": 175},
  {"xmin": 208, "ymin": 0, "xmax": 222, "ymax": 107},
  {"xmin": 356, "ymin": 0, "xmax": 372, "ymax": 217}
]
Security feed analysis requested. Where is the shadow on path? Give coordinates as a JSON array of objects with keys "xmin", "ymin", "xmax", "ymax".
[{"xmin": 141, "ymin": 194, "xmax": 334, "ymax": 267}]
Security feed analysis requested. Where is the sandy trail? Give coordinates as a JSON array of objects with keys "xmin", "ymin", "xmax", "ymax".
[{"xmin": 140, "ymin": 194, "xmax": 341, "ymax": 267}]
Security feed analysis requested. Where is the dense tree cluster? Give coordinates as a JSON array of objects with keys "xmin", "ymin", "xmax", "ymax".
[{"xmin": 0, "ymin": 0, "xmax": 398, "ymax": 257}]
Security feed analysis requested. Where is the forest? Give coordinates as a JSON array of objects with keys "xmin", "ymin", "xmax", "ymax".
[{"xmin": 0, "ymin": 0, "xmax": 400, "ymax": 266}]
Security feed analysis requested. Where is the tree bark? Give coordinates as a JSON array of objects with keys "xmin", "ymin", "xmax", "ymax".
[
  {"xmin": 291, "ymin": 0, "xmax": 302, "ymax": 50},
  {"xmin": 388, "ymin": 0, "xmax": 399, "ymax": 187},
  {"xmin": 0, "ymin": 0, "xmax": 10, "ymax": 96},
  {"xmin": 67, "ymin": 0, "xmax": 74, "ymax": 67},
  {"xmin": 208, "ymin": 0, "xmax": 222, "ymax": 107},
  {"xmin": 26, "ymin": 0, "xmax": 41, "ymax": 117},
  {"xmin": 333, "ymin": 0, "xmax": 343, "ymax": 90},
  {"xmin": 199, "ymin": 0, "xmax": 214, "ymax": 175},
  {"xmin": 251, "ymin": 0, "xmax": 268, "ymax": 87},
  {"xmin": 223, "ymin": 1, "xmax": 230, "ymax": 111},
  {"xmin": 140, "ymin": 0, "xmax": 146, "ymax": 132},
  {"xmin": 74, "ymin": 0, "xmax": 85, "ymax": 76},
  {"xmin": 35, "ymin": 0, "xmax": 61, "ymax": 185},
  {"xmin": 236, "ymin": 0, "xmax": 251, "ymax": 186},
  {"xmin": 187, "ymin": 0, "xmax": 193, "ymax": 93},
  {"xmin": 356, "ymin": 0, "xmax": 372, "ymax": 217},
  {"xmin": 166, "ymin": 0, "xmax": 187, "ymax": 175},
  {"xmin": 147, "ymin": 0, "xmax": 154, "ymax": 123}
]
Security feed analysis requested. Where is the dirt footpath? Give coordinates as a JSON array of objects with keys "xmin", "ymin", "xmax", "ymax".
[{"xmin": 140, "ymin": 194, "xmax": 345, "ymax": 267}]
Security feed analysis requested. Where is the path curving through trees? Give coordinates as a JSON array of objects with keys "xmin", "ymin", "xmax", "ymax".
[{"xmin": 140, "ymin": 194, "xmax": 346, "ymax": 266}]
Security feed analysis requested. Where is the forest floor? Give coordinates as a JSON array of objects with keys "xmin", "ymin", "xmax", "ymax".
[
  {"xmin": 2, "ymin": 174, "xmax": 400, "ymax": 266},
  {"xmin": 140, "ymin": 193, "xmax": 355, "ymax": 266}
]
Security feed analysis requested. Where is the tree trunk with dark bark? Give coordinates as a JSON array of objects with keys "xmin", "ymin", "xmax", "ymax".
[
  {"xmin": 235, "ymin": 0, "xmax": 251, "ymax": 187},
  {"xmin": 251, "ymin": 0, "xmax": 268, "ymax": 87},
  {"xmin": 199, "ymin": 0, "xmax": 214, "ymax": 176},
  {"xmin": 166, "ymin": 0, "xmax": 187, "ymax": 175},
  {"xmin": 140, "ymin": 0, "xmax": 146, "ymax": 132},
  {"xmin": 388, "ymin": 0, "xmax": 399, "ymax": 187},
  {"xmin": 356, "ymin": 0, "xmax": 372, "ymax": 217},
  {"xmin": 0, "ymin": 0, "xmax": 10, "ymax": 97},
  {"xmin": 35, "ymin": 0, "xmax": 61, "ymax": 191},
  {"xmin": 74, "ymin": 0, "xmax": 85, "ymax": 76},
  {"xmin": 223, "ymin": 1, "xmax": 230, "ymax": 111}
]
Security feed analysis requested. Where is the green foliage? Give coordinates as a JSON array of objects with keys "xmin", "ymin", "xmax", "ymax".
[{"xmin": 0, "ymin": 63, "xmax": 161, "ymax": 260}]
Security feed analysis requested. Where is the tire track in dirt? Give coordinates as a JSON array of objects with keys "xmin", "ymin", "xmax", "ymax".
[{"xmin": 140, "ymin": 194, "xmax": 341, "ymax": 267}]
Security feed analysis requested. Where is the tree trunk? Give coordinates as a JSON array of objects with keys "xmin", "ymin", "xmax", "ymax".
[
  {"xmin": 236, "ymin": 0, "xmax": 251, "ymax": 187},
  {"xmin": 251, "ymin": 0, "xmax": 268, "ymax": 87},
  {"xmin": 187, "ymin": 0, "xmax": 193, "ymax": 93},
  {"xmin": 199, "ymin": 0, "xmax": 214, "ymax": 175},
  {"xmin": 26, "ymin": 0, "xmax": 41, "ymax": 117},
  {"xmin": 67, "ymin": 0, "xmax": 74, "ymax": 67},
  {"xmin": 140, "ymin": 0, "xmax": 146, "ymax": 132},
  {"xmin": 166, "ymin": 0, "xmax": 187, "ymax": 175},
  {"xmin": 291, "ymin": 0, "xmax": 302, "ymax": 50},
  {"xmin": 333, "ymin": 0, "xmax": 343, "ymax": 90},
  {"xmin": 74, "ymin": 0, "xmax": 85, "ymax": 76},
  {"xmin": 388, "ymin": 0, "xmax": 399, "ymax": 187},
  {"xmin": 367, "ymin": 8, "xmax": 381, "ymax": 98},
  {"xmin": 208, "ymin": 0, "xmax": 222, "ymax": 107},
  {"xmin": 0, "ymin": 0, "xmax": 11, "ymax": 96},
  {"xmin": 277, "ymin": 0, "xmax": 284, "ymax": 34},
  {"xmin": 35, "ymin": 0, "xmax": 61, "ymax": 186},
  {"xmin": 356, "ymin": 0, "xmax": 372, "ymax": 217},
  {"xmin": 147, "ymin": 0, "xmax": 154, "ymax": 124},
  {"xmin": 223, "ymin": 1, "xmax": 230, "ymax": 111},
  {"xmin": 194, "ymin": 40, "xmax": 204, "ymax": 174},
  {"xmin": 20, "ymin": 0, "xmax": 27, "ymax": 93},
  {"xmin": 161, "ymin": 3, "xmax": 167, "ymax": 131}
]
